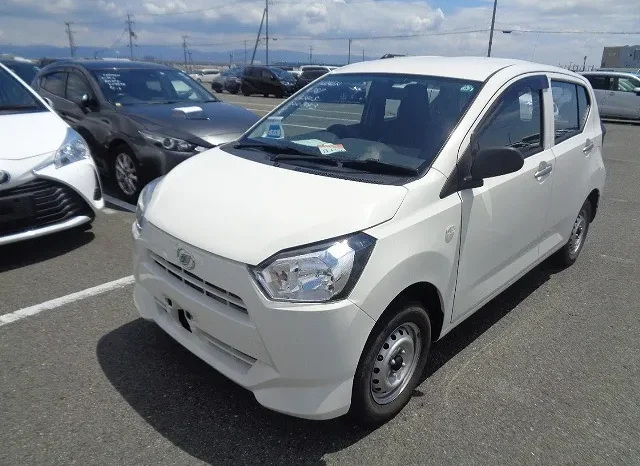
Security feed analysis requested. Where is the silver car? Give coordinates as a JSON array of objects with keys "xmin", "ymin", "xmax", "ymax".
[{"xmin": 582, "ymin": 71, "xmax": 640, "ymax": 120}]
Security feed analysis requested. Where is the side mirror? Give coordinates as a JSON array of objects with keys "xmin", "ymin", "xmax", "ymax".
[
  {"xmin": 634, "ymin": 87, "xmax": 640, "ymax": 96},
  {"xmin": 79, "ymin": 94, "xmax": 97, "ymax": 111},
  {"xmin": 471, "ymin": 147, "xmax": 524, "ymax": 180},
  {"xmin": 43, "ymin": 97, "xmax": 54, "ymax": 109}
]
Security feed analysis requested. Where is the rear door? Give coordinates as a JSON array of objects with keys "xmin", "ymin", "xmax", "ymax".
[
  {"xmin": 607, "ymin": 75, "xmax": 640, "ymax": 119},
  {"xmin": 543, "ymin": 75, "xmax": 597, "ymax": 255},
  {"xmin": 583, "ymin": 74, "xmax": 611, "ymax": 116}
]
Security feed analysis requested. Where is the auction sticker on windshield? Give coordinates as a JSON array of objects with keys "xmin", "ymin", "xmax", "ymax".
[
  {"xmin": 318, "ymin": 143, "xmax": 346, "ymax": 155},
  {"xmin": 262, "ymin": 117, "xmax": 284, "ymax": 139}
]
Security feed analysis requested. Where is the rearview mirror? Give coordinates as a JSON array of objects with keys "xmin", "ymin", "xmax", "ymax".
[{"xmin": 471, "ymin": 147, "xmax": 524, "ymax": 180}]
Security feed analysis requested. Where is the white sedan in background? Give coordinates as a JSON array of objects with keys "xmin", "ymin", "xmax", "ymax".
[{"xmin": 0, "ymin": 63, "xmax": 103, "ymax": 246}]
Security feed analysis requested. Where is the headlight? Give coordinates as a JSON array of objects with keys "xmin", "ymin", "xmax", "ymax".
[
  {"xmin": 54, "ymin": 128, "xmax": 90, "ymax": 168},
  {"xmin": 252, "ymin": 233, "xmax": 376, "ymax": 303},
  {"xmin": 135, "ymin": 176, "xmax": 163, "ymax": 230},
  {"xmin": 139, "ymin": 130, "xmax": 196, "ymax": 153}
]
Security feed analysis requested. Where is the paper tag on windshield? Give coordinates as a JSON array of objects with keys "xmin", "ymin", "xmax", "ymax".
[
  {"xmin": 318, "ymin": 143, "xmax": 346, "ymax": 155},
  {"xmin": 262, "ymin": 117, "xmax": 284, "ymax": 139}
]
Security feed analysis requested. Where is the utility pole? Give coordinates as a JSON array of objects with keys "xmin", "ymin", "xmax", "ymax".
[
  {"xmin": 251, "ymin": 8, "xmax": 266, "ymax": 65},
  {"xmin": 265, "ymin": 0, "xmax": 269, "ymax": 65},
  {"xmin": 244, "ymin": 39, "xmax": 248, "ymax": 64},
  {"xmin": 362, "ymin": 49, "xmax": 365, "ymax": 62},
  {"xmin": 126, "ymin": 14, "xmax": 136, "ymax": 60},
  {"xmin": 182, "ymin": 35, "xmax": 189, "ymax": 71},
  {"xmin": 64, "ymin": 22, "xmax": 77, "ymax": 58},
  {"xmin": 348, "ymin": 39, "xmax": 352, "ymax": 64},
  {"xmin": 309, "ymin": 45, "xmax": 313, "ymax": 64},
  {"xmin": 582, "ymin": 55, "xmax": 587, "ymax": 71},
  {"xmin": 487, "ymin": 0, "xmax": 497, "ymax": 57}
]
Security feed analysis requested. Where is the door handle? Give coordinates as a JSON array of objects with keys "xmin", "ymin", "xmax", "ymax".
[
  {"xmin": 583, "ymin": 139, "xmax": 594, "ymax": 154},
  {"xmin": 534, "ymin": 161, "xmax": 553, "ymax": 179}
]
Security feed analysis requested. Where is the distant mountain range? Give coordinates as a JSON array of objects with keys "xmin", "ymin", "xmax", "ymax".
[{"xmin": 0, "ymin": 44, "xmax": 374, "ymax": 66}]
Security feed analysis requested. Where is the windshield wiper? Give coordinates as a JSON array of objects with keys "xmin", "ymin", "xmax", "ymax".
[
  {"xmin": 340, "ymin": 158, "xmax": 419, "ymax": 176},
  {"xmin": 233, "ymin": 141, "xmax": 318, "ymax": 157},
  {"xmin": 271, "ymin": 153, "xmax": 339, "ymax": 166}
]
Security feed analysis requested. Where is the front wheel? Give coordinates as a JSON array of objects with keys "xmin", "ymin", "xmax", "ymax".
[
  {"xmin": 111, "ymin": 146, "xmax": 143, "ymax": 203},
  {"xmin": 350, "ymin": 302, "xmax": 431, "ymax": 425}
]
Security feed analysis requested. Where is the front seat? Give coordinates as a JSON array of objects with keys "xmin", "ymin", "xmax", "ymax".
[{"xmin": 382, "ymin": 84, "xmax": 431, "ymax": 149}]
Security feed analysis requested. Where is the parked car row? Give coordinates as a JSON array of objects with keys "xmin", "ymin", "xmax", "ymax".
[{"xmin": 580, "ymin": 70, "xmax": 640, "ymax": 120}]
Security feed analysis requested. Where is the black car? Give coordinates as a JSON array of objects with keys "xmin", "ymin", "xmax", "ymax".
[
  {"xmin": 32, "ymin": 60, "xmax": 260, "ymax": 201},
  {"xmin": 223, "ymin": 68, "xmax": 244, "ymax": 94},
  {"xmin": 0, "ymin": 59, "xmax": 40, "ymax": 86},
  {"xmin": 241, "ymin": 66, "xmax": 296, "ymax": 98},
  {"xmin": 295, "ymin": 68, "xmax": 329, "ymax": 91}
]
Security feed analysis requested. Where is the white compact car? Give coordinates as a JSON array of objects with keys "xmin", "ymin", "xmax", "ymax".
[
  {"xmin": 132, "ymin": 57, "xmax": 605, "ymax": 424},
  {"xmin": 0, "ymin": 63, "xmax": 103, "ymax": 246}
]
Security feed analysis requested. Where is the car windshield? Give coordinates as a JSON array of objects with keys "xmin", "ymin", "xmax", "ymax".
[
  {"xmin": 0, "ymin": 66, "xmax": 45, "ymax": 114},
  {"xmin": 92, "ymin": 68, "xmax": 217, "ymax": 105},
  {"xmin": 242, "ymin": 73, "xmax": 481, "ymax": 174},
  {"xmin": 271, "ymin": 67, "xmax": 295, "ymax": 81},
  {"xmin": 2, "ymin": 61, "xmax": 40, "ymax": 84}
]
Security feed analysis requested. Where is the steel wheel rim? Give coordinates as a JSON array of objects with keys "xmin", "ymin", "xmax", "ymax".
[
  {"xmin": 115, "ymin": 153, "xmax": 138, "ymax": 196},
  {"xmin": 569, "ymin": 209, "xmax": 587, "ymax": 256},
  {"xmin": 370, "ymin": 322, "xmax": 422, "ymax": 405}
]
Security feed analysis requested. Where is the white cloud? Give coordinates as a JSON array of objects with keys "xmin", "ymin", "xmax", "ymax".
[{"xmin": 0, "ymin": 0, "xmax": 637, "ymax": 66}]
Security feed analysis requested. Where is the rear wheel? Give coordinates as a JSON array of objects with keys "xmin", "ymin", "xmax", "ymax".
[
  {"xmin": 554, "ymin": 199, "xmax": 592, "ymax": 267},
  {"xmin": 111, "ymin": 145, "xmax": 143, "ymax": 203},
  {"xmin": 350, "ymin": 302, "xmax": 431, "ymax": 425}
]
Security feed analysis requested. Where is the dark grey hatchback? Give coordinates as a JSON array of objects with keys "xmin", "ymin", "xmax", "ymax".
[{"xmin": 32, "ymin": 60, "xmax": 260, "ymax": 201}]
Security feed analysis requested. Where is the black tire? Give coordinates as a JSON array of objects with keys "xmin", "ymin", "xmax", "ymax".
[
  {"xmin": 554, "ymin": 199, "xmax": 592, "ymax": 267},
  {"xmin": 242, "ymin": 86, "xmax": 251, "ymax": 96},
  {"xmin": 350, "ymin": 301, "xmax": 431, "ymax": 425},
  {"xmin": 110, "ymin": 144, "xmax": 143, "ymax": 204},
  {"xmin": 230, "ymin": 89, "xmax": 239, "ymax": 95},
  {"xmin": 263, "ymin": 93, "xmax": 269, "ymax": 97}
]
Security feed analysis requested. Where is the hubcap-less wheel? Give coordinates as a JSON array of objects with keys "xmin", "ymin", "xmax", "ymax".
[
  {"xmin": 115, "ymin": 152, "xmax": 138, "ymax": 196},
  {"xmin": 370, "ymin": 322, "xmax": 422, "ymax": 404},
  {"xmin": 569, "ymin": 208, "xmax": 588, "ymax": 256}
]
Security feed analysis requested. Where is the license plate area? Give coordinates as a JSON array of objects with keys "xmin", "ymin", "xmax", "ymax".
[{"xmin": 0, "ymin": 194, "xmax": 34, "ymax": 222}]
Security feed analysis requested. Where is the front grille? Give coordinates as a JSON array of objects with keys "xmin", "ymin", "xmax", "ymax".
[
  {"xmin": 149, "ymin": 251, "xmax": 248, "ymax": 314},
  {"xmin": 0, "ymin": 179, "xmax": 92, "ymax": 237}
]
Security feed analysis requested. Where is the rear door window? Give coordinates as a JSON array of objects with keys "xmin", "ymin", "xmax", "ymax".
[
  {"xmin": 41, "ymin": 71, "xmax": 67, "ymax": 97},
  {"xmin": 550, "ymin": 80, "xmax": 591, "ymax": 143},
  {"xmin": 584, "ymin": 75, "xmax": 608, "ymax": 90}
]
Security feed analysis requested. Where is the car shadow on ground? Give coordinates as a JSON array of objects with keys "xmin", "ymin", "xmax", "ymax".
[
  {"xmin": 0, "ymin": 227, "xmax": 94, "ymax": 273},
  {"xmin": 97, "ymin": 258, "xmax": 563, "ymax": 466}
]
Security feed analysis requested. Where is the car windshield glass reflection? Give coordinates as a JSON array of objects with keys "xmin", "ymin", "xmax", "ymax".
[
  {"xmin": 0, "ymin": 67, "xmax": 44, "ymax": 113},
  {"xmin": 243, "ymin": 73, "xmax": 481, "ymax": 174},
  {"xmin": 92, "ymin": 68, "xmax": 217, "ymax": 105}
]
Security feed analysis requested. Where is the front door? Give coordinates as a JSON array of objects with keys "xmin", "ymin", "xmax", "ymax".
[
  {"xmin": 607, "ymin": 75, "xmax": 640, "ymax": 119},
  {"xmin": 452, "ymin": 76, "xmax": 554, "ymax": 321}
]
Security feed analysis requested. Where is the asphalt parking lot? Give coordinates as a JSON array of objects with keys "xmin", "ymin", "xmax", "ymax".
[{"xmin": 1, "ymin": 102, "xmax": 639, "ymax": 464}]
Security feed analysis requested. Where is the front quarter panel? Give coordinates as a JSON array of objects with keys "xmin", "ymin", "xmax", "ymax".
[{"xmin": 350, "ymin": 169, "xmax": 461, "ymax": 332}]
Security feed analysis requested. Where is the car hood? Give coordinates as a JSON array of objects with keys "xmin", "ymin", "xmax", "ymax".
[
  {"xmin": 121, "ymin": 101, "xmax": 260, "ymax": 142},
  {"xmin": 145, "ymin": 149, "xmax": 408, "ymax": 265},
  {"xmin": 0, "ymin": 111, "xmax": 67, "ymax": 161}
]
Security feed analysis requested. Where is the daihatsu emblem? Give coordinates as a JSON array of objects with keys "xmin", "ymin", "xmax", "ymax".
[
  {"xmin": 0, "ymin": 170, "xmax": 9, "ymax": 185},
  {"xmin": 177, "ymin": 248, "xmax": 195, "ymax": 270}
]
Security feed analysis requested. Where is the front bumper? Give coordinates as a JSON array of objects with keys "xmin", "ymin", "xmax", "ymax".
[
  {"xmin": 132, "ymin": 223, "xmax": 375, "ymax": 420},
  {"xmin": 0, "ymin": 158, "xmax": 103, "ymax": 246}
]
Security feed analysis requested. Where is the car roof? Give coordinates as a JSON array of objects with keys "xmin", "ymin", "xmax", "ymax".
[
  {"xmin": 45, "ymin": 60, "xmax": 176, "ymax": 71},
  {"xmin": 332, "ymin": 56, "xmax": 569, "ymax": 81},
  {"xmin": 582, "ymin": 70, "xmax": 640, "ymax": 77}
]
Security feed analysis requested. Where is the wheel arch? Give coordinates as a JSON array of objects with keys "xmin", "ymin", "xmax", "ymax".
[
  {"xmin": 380, "ymin": 282, "xmax": 445, "ymax": 343},
  {"xmin": 587, "ymin": 188, "xmax": 599, "ymax": 222}
]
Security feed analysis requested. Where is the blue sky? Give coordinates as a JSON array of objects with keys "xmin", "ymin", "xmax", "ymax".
[{"xmin": 0, "ymin": 0, "xmax": 638, "ymax": 66}]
